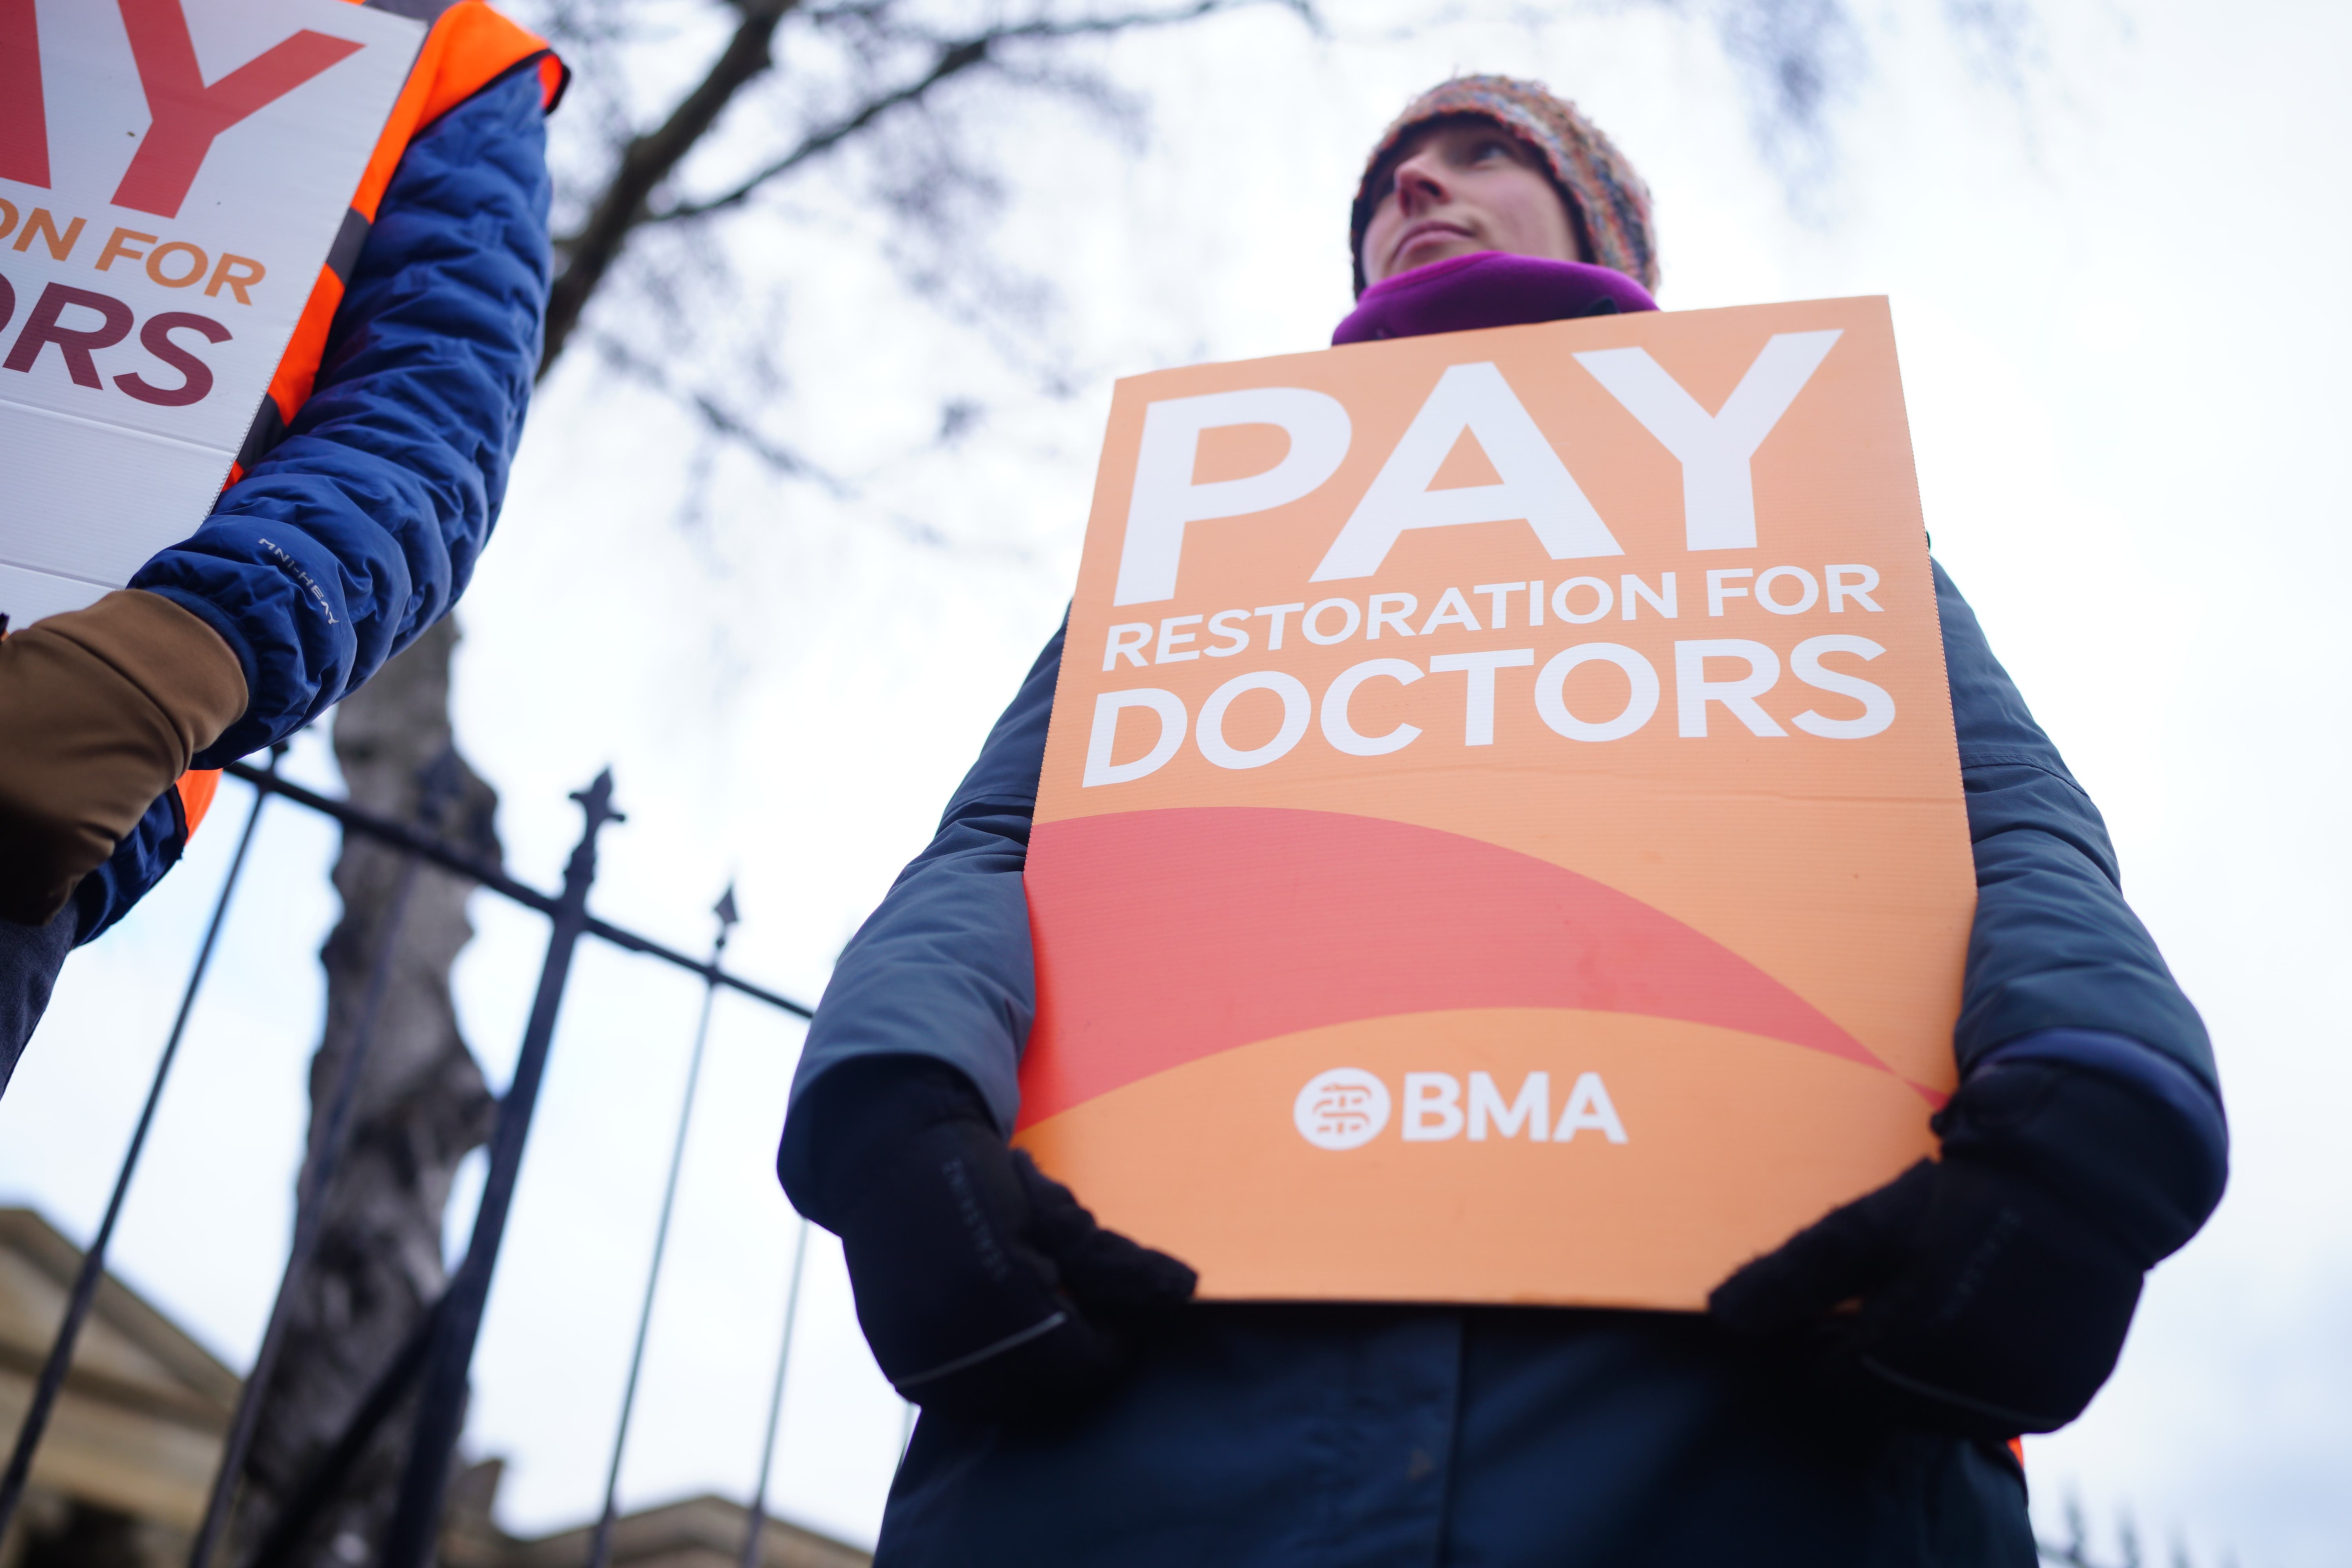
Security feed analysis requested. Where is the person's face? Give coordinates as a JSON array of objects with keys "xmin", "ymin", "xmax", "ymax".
[{"xmin": 1359, "ymin": 118, "xmax": 1583, "ymax": 287}]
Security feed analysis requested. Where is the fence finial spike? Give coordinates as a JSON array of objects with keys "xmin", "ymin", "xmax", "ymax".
[
  {"xmin": 714, "ymin": 883, "xmax": 740, "ymax": 931},
  {"xmin": 571, "ymin": 767, "xmax": 626, "ymax": 828}
]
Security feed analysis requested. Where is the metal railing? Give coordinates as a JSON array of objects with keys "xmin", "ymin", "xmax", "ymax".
[
  {"xmin": 0, "ymin": 749, "xmax": 821, "ymax": 1568},
  {"xmin": 0, "ymin": 753, "xmax": 2234, "ymax": 1568}
]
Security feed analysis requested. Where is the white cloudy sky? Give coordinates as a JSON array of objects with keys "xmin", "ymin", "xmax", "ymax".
[{"xmin": 4, "ymin": 1, "xmax": 2347, "ymax": 1563}]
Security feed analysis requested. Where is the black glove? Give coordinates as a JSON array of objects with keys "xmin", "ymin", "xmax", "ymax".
[
  {"xmin": 1709, "ymin": 1056, "xmax": 2224, "ymax": 1438},
  {"xmin": 792, "ymin": 1054, "xmax": 1197, "ymax": 1423}
]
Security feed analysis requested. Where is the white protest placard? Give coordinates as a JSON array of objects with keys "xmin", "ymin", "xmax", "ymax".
[{"xmin": 0, "ymin": 0, "xmax": 425, "ymax": 625}]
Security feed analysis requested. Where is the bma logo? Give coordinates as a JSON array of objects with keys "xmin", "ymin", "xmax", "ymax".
[
  {"xmin": 1292, "ymin": 1068, "xmax": 1390, "ymax": 1151},
  {"xmin": 1294, "ymin": 1068, "xmax": 1628, "ymax": 1151}
]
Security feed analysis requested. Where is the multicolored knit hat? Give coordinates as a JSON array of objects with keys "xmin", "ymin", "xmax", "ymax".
[{"xmin": 1349, "ymin": 75, "xmax": 1658, "ymax": 298}]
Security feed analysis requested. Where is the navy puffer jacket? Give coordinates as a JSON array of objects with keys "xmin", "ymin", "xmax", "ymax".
[
  {"xmin": 74, "ymin": 66, "xmax": 553, "ymax": 939},
  {"xmin": 780, "ymin": 563, "xmax": 2223, "ymax": 1565}
]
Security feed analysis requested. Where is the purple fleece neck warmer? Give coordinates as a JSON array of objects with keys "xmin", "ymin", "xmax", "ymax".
[{"xmin": 1331, "ymin": 252, "xmax": 1658, "ymax": 346}]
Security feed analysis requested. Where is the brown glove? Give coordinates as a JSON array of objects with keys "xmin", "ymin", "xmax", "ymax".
[{"xmin": 0, "ymin": 591, "xmax": 247, "ymax": 926}]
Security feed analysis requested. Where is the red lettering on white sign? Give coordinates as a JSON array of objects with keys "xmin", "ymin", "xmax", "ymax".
[
  {"xmin": 0, "ymin": 0, "xmax": 47, "ymax": 188},
  {"xmin": 113, "ymin": 0, "xmax": 364, "ymax": 219}
]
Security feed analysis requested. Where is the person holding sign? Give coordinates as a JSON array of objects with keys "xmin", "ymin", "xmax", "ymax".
[
  {"xmin": 0, "ymin": 0, "xmax": 565, "ymax": 1094},
  {"xmin": 779, "ymin": 77, "xmax": 2228, "ymax": 1565}
]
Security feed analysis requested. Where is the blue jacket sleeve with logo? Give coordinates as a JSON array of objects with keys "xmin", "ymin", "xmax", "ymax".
[{"xmin": 74, "ymin": 67, "xmax": 552, "ymax": 940}]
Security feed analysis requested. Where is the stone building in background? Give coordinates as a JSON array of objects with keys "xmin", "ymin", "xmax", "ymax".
[{"xmin": 0, "ymin": 1210, "xmax": 863, "ymax": 1568}]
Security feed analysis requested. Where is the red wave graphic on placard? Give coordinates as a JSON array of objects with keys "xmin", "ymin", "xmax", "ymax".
[{"xmin": 1017, "ymin": 807, "xmax": 1902, "ymax": 1129}]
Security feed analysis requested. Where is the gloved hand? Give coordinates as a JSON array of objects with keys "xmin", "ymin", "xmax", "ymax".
[
  {"xmin": 0, "ymin": 591, "xmax": 246, "ymax": 926},
  {"xmin": 1709, "ymin": 1052, "xmax": 2225, "ymax": 1438},
  {"xmin": 795, "ymin": 1054, "xmax": 1198, "ymax": 1423}
]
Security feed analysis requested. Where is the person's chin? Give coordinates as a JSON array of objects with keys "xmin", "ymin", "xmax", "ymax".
[{"xmin": 1386, "ymin": 238, "xmax": 1490, "ymax": 279}]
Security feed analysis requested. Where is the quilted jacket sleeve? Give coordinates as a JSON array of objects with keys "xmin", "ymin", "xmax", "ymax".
[
  {"xmin": 75, "ymin": 67, "xmax": 552, "ymax": 940},
  {"xmin": 1936, "ymin": 560, "xmax": 2218, "ymax": 1101},
  {"xmin": 776, "ymin": 621, "xmax": 1065, "ymax": 1212},
  {"xmin": 133, "ymin": 65, "xmax": 553, "ymax": 764}
]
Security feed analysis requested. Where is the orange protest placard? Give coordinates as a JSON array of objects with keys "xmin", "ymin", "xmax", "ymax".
[{"xmin": 1015, "ymin": 296, "xmax": 1975, "ymax": 1310}]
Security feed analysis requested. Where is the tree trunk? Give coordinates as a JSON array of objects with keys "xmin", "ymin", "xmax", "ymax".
[{"xmin": 232, "ymin": 618, "xmax": 502, "ymax": 1566}]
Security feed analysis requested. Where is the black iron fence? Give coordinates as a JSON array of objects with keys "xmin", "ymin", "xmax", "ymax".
[
  {"xmin": 0, "ymin": 751, "xmax": 2243, "ymax": 1568},
  {"xmin": 0, "ymin": 749, "xmax": 822, "ymax": 1568}
]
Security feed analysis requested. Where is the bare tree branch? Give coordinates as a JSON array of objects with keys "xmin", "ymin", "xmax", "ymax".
[
  {"xmin": 649, "ymin": 35, "xmax": 993, "ymax": 223},
  {"xmin": 588, "ymin": 330, "xmax": 847, "ymax": 493},
  {"xmin": 588, "ymin": 329, "xmax": 1041, "ymax": 564},
  {"xmin": 651, "ymin": 0, "xmax": 1289, "ymax": 225},
  {"xmin": 1706, "ymin": 0, "xmax": 1862, "ymax": 193},
  {"xmin": 541, "ymin": 0, "xmax": 809, "ymax": 376},
  {"xmin": 539, "ymin": 0, "xmax": 1309, "ymax": 378}
]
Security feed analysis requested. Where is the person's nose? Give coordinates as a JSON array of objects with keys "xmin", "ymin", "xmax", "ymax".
[{"xmin": 1391, "ymin": 151, "xmax": 1449, "ymax": 216}]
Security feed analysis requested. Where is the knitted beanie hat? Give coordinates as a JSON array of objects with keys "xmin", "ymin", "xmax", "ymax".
[{"xmin": 1350, "ymin": 75, "xmax": 1658, "ymax": 298}]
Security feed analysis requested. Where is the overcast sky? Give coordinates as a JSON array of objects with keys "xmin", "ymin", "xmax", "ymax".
[{"xmin": 3, "ymin": 1, "xmax": 2347, "ymax": 1563}]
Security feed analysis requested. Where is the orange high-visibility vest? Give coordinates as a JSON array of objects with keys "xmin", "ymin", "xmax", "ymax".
[{"xmin": 175, "ymin": 0, "xmax": 563, "ymax": 838}]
